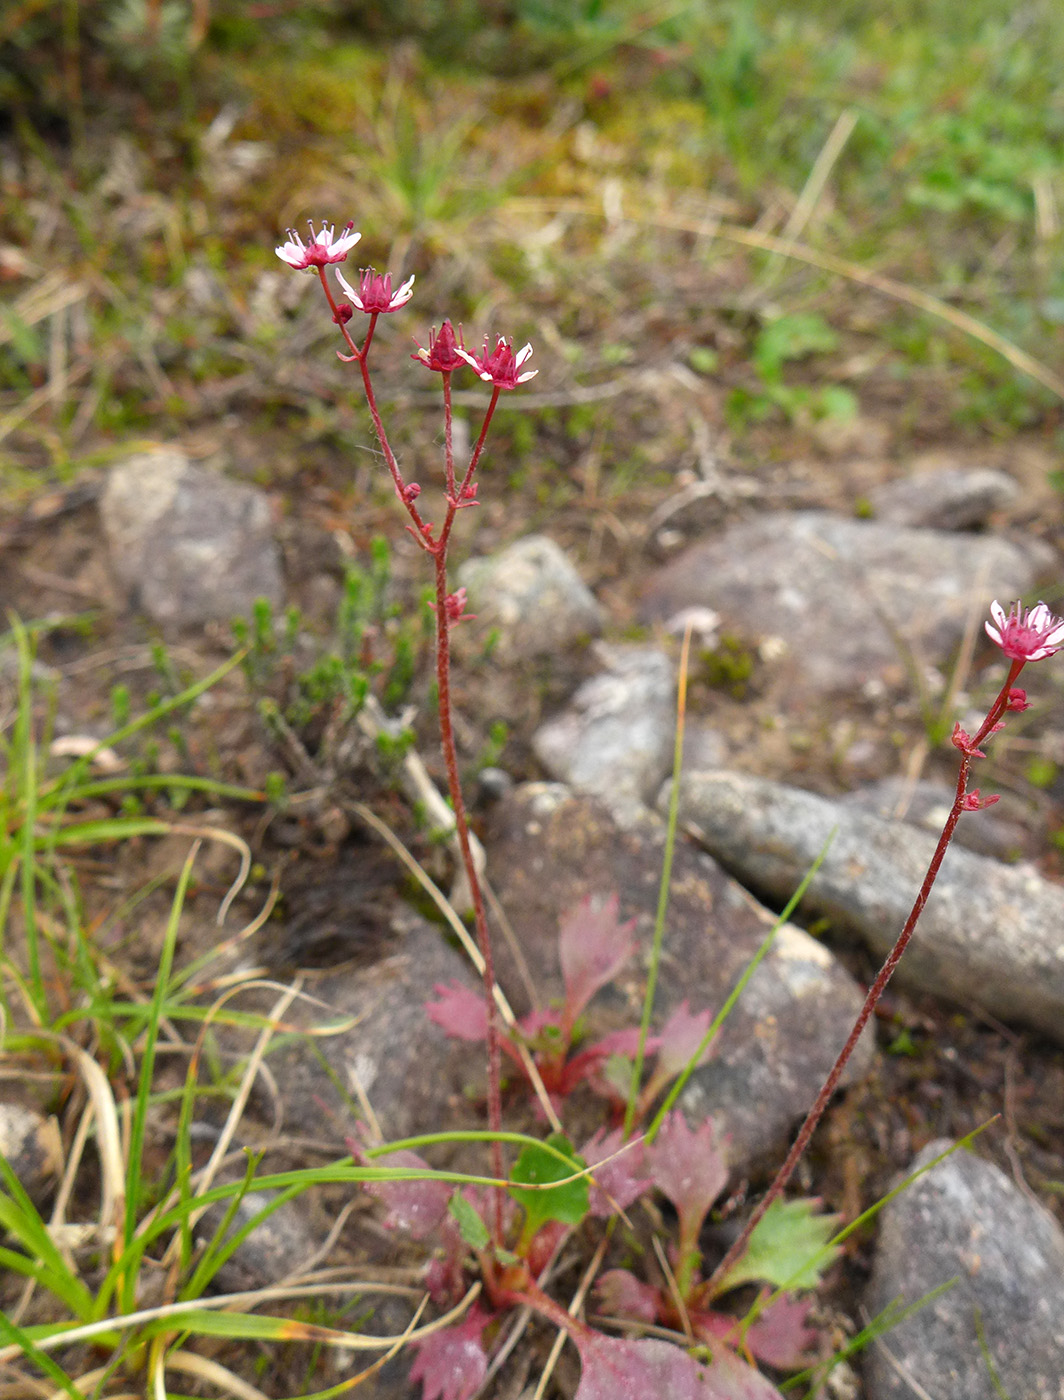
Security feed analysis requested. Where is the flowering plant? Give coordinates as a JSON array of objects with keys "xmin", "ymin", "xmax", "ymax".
[{"xmin": 274, "ymin": 218, "xmax": 1064, "ymax": 1398}]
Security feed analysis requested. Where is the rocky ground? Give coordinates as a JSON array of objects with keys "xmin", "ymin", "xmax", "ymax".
[
  {"xmin": 4, "ymin": 11, "xmax": 1064, "ymax": 1395},
  {"xmin": 3, "ymin": 428, "xmax": 1064, "ymax": 1398}
]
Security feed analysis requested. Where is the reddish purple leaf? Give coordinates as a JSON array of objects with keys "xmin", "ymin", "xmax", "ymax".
[
  {"xmin": 565, "ymin": 1028, "xmax": 660, "ymax": 1099},
  {"xmin": 656, "ymin": 1000, "xmax": 714, "ymax": 1077},
  {"xmin": 647, "ymin": 1111, "xmax": 728, "ymax": 1247},
  {"xmin": 701, "ymin": 1348, "xmax": 787, "ymax": 1399},
  {"xmin": 357, "ymin": 1147, "xmax": 451, "ymax": 1240},
  {"xmin": 581, "ymin": 1128, "xmax": 653, "ymax": 1218},
  {"xmin": 575, "ymin": 1333, "xmax": 708, "ymax": 1400},
  {"xmin": 408, "ymin": 1305, "xmax": 490, "ymax": 1400},
  {"xmin": 425, "ymin": 980, "xmax": 488, "ymax": 1042},
  {"xmin": 558, "ymin": 894, "xmax": 637, "ymax": 1037},
  {"xmin": 594, "ymin": 1268, "xmax": 660, "ymax": 1323},
  {"xmin": 745, "ymin": 1294, "xmax": 818, "ymax": 1369}
]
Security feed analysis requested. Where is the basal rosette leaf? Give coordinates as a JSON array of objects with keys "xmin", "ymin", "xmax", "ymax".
[
  {"xmin": 557, "ymin": 893, "xmax": 637, "ymax": 1038},
  {"xmin": 574, "ymin": 1333, "xmax": 786, "ymax": 1400},
  {"xmin": 715, "ymin": 1197, "xmax": 841, "ymax": 1294},
  {"xmin": 647, "ymin": 1111, "xmax": 728, "ymax": 1246},
  {"xmin": 351, "ymin": 1145, "xmax": 450, "ymax": 1240},
  {"xmin": 509, "ymin": 1132, "xmax": 589, "ymax": 1244},
  {"xmin": 745, "ymin": 1293, "xmax": 818, "ymax": 1369},
  {"xmin": 580, "ymin": 1127, "xmax": 652, "ymax": 1219},
  {"xmin": 425, "ymin": 980, "xmax": 488, "ymax": 1041},
  {"xmin": 408, "ymin": 1304, "xmax": 490, "ymax": 1400}
]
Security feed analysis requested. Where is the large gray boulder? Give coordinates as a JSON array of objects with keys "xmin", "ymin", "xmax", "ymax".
[
  {"xmin": 865, "ymin": 1140, "xmax": 1064, "ymax": 1400},
  {"xmin": 639, "ymin": 511, "xmax": 1051, "ymax": 698},
  {"xmin": 668, "ymin": 770, "xmax": 1064, "ymax": 1043}
]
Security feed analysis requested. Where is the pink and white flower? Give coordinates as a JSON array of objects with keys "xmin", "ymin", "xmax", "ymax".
[
  {"xmin": 411, "ymin": 320, "xmax": 467, "ymax": 374},
  {"xmin": 275, "ymin": 221, "xmax": 361, "ymax": 271},
  {"xmin": 985, "ymin": 600, "xmax": 1064, "ymax": 663},
  {"xmin": 336, "ymin": 268, "xmax": 415, "ymax": 314},
  {"xmin": 456, "ymin": 336, "xmax": 536, "ymax": 389}
]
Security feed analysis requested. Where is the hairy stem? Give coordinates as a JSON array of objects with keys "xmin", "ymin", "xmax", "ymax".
[{"xmin": 707, "ymin": 660, "xmax": 1025, "ymax": 1293}]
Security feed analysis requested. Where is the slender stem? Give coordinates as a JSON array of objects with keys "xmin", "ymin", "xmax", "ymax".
[
  {"xmin": 315, "ymin": 266, "xmax": 362, "ymax": 360},
  {"xmin": 321, "ymin": 276, "xmax": 512, "ymax": 1243},
  {"xmin": 429, "ymin": 393, "xmax": 507, "ymax": 1242},
  {"xmin": 624, "ymin": 622, "xmax": 691, "ymax": 1138},
  {"xmin": 706, "ymin": 661, "xmax": 1025, "ymax": 1293}
]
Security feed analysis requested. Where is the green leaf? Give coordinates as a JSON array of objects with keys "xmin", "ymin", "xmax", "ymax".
[
  {"xmin": 717, "ymin": 1197, "xmax": 841, "ymax": 1293},
  {"xmin": 448, "ymin": 1191, "xmax": 490, "ymax": 1250},
  {"xmin": 509, "ymin": 1133, "xmax": 589, "ymax": 1242}
]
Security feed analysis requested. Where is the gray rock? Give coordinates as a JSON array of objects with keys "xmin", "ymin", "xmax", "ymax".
[
  {"xmin": 200, "ymin": 1190, "xmax": 324, "ymax": 1294},
  {"xmin": 867, "ymin": 467, "xmax": 1017, "ymax": 530},
  {"xmin": 100, "ymin": 448, "xmax": 284, "ymax": 627},
  {"xmin": 669, "ymin": 770, "xmax": 1064, "ymax": 1043},
  {"xmin": 270, "ymin": 910, "xmax": 486, "ymax": 1151},
  {"xmin": 865, "ymin": 1140, "xmax": 1064, "ymax": 1400},
  {"xmin": 458, "ymin": 534, "xmax": 602, "ymax": 661},
  {"xmin": 486, "ymin": 784, "xmax": 874, "ymax": 1171},
  {"xmin": 639, "ymin": 511, "xmax": 1051, "ymax": 699},
  {"xmin": 532, "ymin": 644, "xmax": 675, "ymax": 814},
  {"xmin": 842, "ymin": 777, "xmax": 1030, "ymax": 861},
  {"xmin": 0, "ymin": 1102, "xmax": 61, "ymax": 1207}
]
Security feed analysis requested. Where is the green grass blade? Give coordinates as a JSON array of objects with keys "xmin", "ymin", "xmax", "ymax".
[
  {"xmin": 624, "ymin": 623, "xmax": 691, "ymax": 1137},
  {"xmin": 645, "ymin": 833, "xmax": 835, "ymax": 1142},
  {"xmin": 122, "ymin": 842, "xmax": 198, "ymax": 1268},
  {"xmin": 0, "ymin": 1156, "xmax": 95, "ymax": 1318},
  {"xmin": 0, "ymin": 1310, "xmax": 84, "ymax": 1400}
]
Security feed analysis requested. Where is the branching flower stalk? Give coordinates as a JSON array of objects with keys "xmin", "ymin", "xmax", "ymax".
[
  {"xmin": 709, "ymin": 599, "xmax": 1064, "ymax": 1292},
  {"xmin": 276, "ymin": 221, "xmax": 536, "ymax": 1243}
]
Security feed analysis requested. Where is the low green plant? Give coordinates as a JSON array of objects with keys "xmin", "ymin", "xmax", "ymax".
[
  {"xmin": 0, "ymin": 620, "xmax": 256, "ymax": 1029},
  {"xmin": 727, "ymin": 312, "xmax": 858, "ymax": 427},
  {"xmin": 233, "ymin": 538, "xmax": 430, "ymax": 745}
]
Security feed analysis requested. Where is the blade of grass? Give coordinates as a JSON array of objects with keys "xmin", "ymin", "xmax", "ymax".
[
  {"xmin": 645, "ymin": 833, "xmax": 835, "ymax": 1143},
  {"xmin": 0, "ymin": 1310, "xmax": 82, "ymax": 1400},
  {"xmin": 624, "ymin": 619, "xmax": 692, "ymax": 1137},
  {"xmin": 121, "ymin": 841, "xmax": 199, "ymax": 1275}
]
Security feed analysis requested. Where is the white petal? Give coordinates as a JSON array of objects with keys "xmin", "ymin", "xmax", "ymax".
[{"xmin": 335, "ymin": 270, "xmax": 363, "ymax": 306}]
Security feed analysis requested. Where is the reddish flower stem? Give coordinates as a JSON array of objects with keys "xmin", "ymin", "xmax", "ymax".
[
  {"xmin": 323, "ymin": 283, "xmax": 509, "ymax": 1242},
  {"xmin": 706, "ymin": 659, "xmax": 1026, "ymax": 1294}
]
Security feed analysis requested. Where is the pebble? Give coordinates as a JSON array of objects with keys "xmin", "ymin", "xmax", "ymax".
[
  {"xmin": 865, "ymin": 466, "xmax": 1017, "ymax": 530},
  {"xmin": 532, "ymin": 643, "xmax": 676, "ymax": 815},
  {"xmin": 457, "ymin": 534, "xmax": 602, "ymax": 661},
  {"xmin": 0, "ymin": 1102, "xmax": 62, "ymax": 1206},
  {"xmin": 100, "ymin": 447, "xmax": 284, "ymax": 627}
]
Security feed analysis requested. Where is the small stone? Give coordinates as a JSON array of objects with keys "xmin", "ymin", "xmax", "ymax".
[
  {"xmin": 0, "ymin": 1102, "xmax": 62, "ymax": 1206},
  {"xmin": 458, "ymin": 534, "xmax": 602, "ymax": 661},
  {"xmin": 100, "ymin": 448, "xmax": 284, "ymax": 627},
  {"xmin": 532, "ymin": 644, "xmax": 675, "ymax": 815},
  {"xmin": 865, "ymin": 1140, "xmax": 1064, "ymax": 1400}
]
